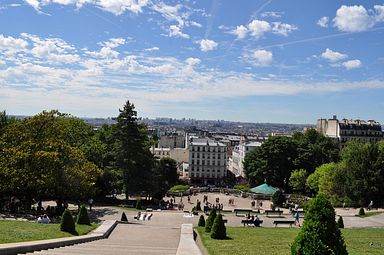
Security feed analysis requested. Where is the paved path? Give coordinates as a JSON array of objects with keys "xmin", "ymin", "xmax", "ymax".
[{"xmin": 15, "ymin": 193, "xmax": 384, "ymax": 254}]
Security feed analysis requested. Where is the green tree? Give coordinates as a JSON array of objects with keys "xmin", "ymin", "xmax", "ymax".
[
  {"xmin": 0, "ymin": 110, "xmax": 16, "ymax": 135},
  {"xmin": 114, "ymin": 101, "xmax": 155, "ymax": 197},
  {"xmin": 0, "ymin": 111, "xmax": 101, "ymax": 208},
  {"xmin": 198, "ymin": 215, "xmax": 205, "ymax": 227},
  {"xmin": 210, "ymin": 213, "xmax": 227, "ymax": 239},
  {"xmin": 153, "ymin": 157, "xmax": 179, "ymax": 198},
  {"xmin": 291, "ymin": 193, "xmax": 347, "ymax": 255},
  {"xmin": 289, "ymin": 169, "xmax": 307, "ymax": 192},
  {"xmin": 244, "ymin": 136, "xmax": 298, "ymax": 189},
  {"xmin": 292, "ymin": 129, "xmax": 339, "ymax": 175},
  {"xmin": 205, "ymin": 208, "xmax": 217, "ymax": 233},
  {"xmin": 77, "ymin": 205, "xmax": 91, "ymax": 225},
  {"xmin": 121, "ymin": 212, "xmax": 128, "ymax": 222},
  {"xmin": 271, "ymin": 189, "xmax": 285, "ymax": 208},
  {"xmin": 60, "ymin": 209, "xmax": 76, "ymax": 234},
  {"xmin": 306, "ymin": 163, "xmax": 336, "ymax": 193}
]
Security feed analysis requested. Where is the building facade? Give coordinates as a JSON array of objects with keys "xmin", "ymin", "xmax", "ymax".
[
  {"xmin": 188, "ymin": 138, "xmax": 227, "ymax": 185},
  {"xmin": 229, "ymin": 141, "xmax": 262, "ymax": 178},
  {"xmin": 316, "ymin": 116, "xmax": 383, "ymax": 144}
]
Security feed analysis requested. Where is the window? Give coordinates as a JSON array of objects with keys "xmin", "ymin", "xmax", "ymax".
[
  {"xmin": 197, "ymin": 147, "xmax": 200, "ymax": 151},
  {"xmin": 192, "ymin": 153, "xmax": 195, "ymax": 158}
]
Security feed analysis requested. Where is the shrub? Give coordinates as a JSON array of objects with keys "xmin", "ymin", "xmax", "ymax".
[
  {"xmin": 358, "ymin": 207, "xmax": 365, "ymax": 216},
  {"xmin": 136, "ymin": 199, "xmax": 142, "ymax": 210},
  {"xmin": 234, "ymin": 184, "xmax": 251, "ymax": 193},
  {"xmin": 210, "ymin": 213, "xmax": 227, "ymax": 239},
  {"xmin": 205, "ymin": 208, "xmax": 217, "ymax": 233},
  {"xmin": 291, "ymin": 193, "xmax": 347, "ymax": 255},
  {"xmin": 198, "ymin": 215, "xmax": 205, "ymax": 227},
  {"xmin": 196, "ymin": 200, "xmax": 202, "ymax": 211},
  {"xmin": 272, "ymin": 189, "xmax": 285, "ymax": 207},
  {"xmin": 169, "ymin": 185, "xmax": 190, "ymax": 193},
  {"xmin": 60, "ymin": 209, "xmax": 76, "ymax": 234},
  {"xmin": 337, "ymin": 216, "xmax": 344, "ymax": 228},
  {"xmin": 77, "ymin": 205, "xmax": 91, "ymax": 225},
  {"xmin": 121, "ymin": 212, "xmax": 128, "ymax": 222}
]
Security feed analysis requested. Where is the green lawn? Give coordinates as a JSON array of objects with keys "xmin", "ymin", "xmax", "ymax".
[
  {"xmin": 0, "ymin": 220, "xmax": 98, "ymax": 244},
  {"xmin": 197, "ymin": 227, "xmax": 384, "ymax": 255}
]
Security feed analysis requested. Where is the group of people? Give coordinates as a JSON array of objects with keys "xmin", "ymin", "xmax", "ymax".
[
  {"xmin": 134, "ymin": 211, "xmax": 153, "ymax": 221},
  {"xmin": 37, "ymin": 214, "xmax": 50, "ymax": 224}
]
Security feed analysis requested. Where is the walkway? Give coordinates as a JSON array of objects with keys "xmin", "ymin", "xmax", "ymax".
[{"xmin": 24, "ymin": 210, "xmax": 196, "ymax": 255}]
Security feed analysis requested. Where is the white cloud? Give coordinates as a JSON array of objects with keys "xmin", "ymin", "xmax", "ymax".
[
  {"xmin": 374, "ymin": 5, "xmax": 384, "ymax": 22},
  {"xmin": 0, "ymin": 34, "xmax": 28, "ymax": 53},
  {"xmin": 248, "ymin": 19, "xmax": 271, "ymax": 38},
  {"xmin": 317, "ymin": 16, "xmax": 329, "ymax": 27},
  {"xmin": 189, "ymin": 21, "xmax": 202, "ymax": 28},
  {"xmin": 333, "ymin": 5, "xmax": 374, "ymax": 32},
  {"xmin": 100, "ymin": 38, "xmax": 126, "ymax": 48},
  {"xmin": 169, "ymin": 25, "xmax": 189, "ymax": 39},
  {"xmin": 321, "ymin": 48, "xmax": 348, "ymax": 62},
  {"xmin": 342, "ymin": 59, "xmax": 362, "ymax": 70},
  {"xmin": 271, "ymin": 22, "xmax": 298, "ymax": 36},
  {"xmin": 152, "ymin": 2, "xmax": 184, "ymax": 26},
  {"xmin": 19, "ymin": 33, "xmax": 79, "ymax": 64},
  {"xmin": 144, "ymin": 47, "xmax": 159, "ymax": 51},
  {"xmin": 260, "ymin": 11, "xmax": 282, "ymax": 18},
  {"xmin": 24, "ymin": 0, "xmax": 149, "ymax": 15},
  {"xmin": 94, "ymin": 0, "xmax": 149, "ymax": 15},
  {"xmin": 185, "ymin": 57, "xmax": 200, "ymax": 66},
  {"xmin": 199, "ymin": 39, "xmax": 218, "ymax": 52},
  {"xmin": 231, "ymin": 25, "xmax": 248, "ymax": 39},
  {"xmin": 252, "ymin": 49, "xmax": 273, "ymax": 66}
]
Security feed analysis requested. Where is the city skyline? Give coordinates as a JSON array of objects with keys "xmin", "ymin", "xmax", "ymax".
[{"xmin": 1, "ymin": 0, "xmax": 384, "ymax": 124}]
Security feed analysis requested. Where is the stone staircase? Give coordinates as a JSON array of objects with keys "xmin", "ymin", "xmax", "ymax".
[{"xmin": 24, "ymin": 224, "xmax": 180, "ymax": 255}]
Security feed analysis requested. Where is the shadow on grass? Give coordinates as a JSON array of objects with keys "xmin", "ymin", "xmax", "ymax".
[{"xmin": 61, "ymin": 230, "xmax": 79, "ymax": 236}]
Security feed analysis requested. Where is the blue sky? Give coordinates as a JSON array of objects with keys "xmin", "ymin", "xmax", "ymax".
[{"xmin": 0, "ymin": 0, "xmax": 383, "ymax": 124}]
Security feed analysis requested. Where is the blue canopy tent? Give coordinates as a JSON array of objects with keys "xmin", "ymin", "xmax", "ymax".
[{"xmin": 250, "ymin": 183, "xmax": 279, "ymax": 195}]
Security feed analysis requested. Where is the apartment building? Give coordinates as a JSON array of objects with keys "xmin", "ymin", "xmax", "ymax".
[
  {"xmin": 316, "ymin": 116, "xmax": 383, "ymax": 144},
  {"xmin": 188, "ymin": 138, "xmax": 227, "ymax": 185}
]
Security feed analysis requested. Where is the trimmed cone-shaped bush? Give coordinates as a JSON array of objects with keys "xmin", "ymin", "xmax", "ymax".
[
  {"xmin": 60, "ymin": 209, "xmax": 76, "ymax": 234},
  {"xmin": 358, "ymin": 207, "xmax": 365, "ymax": 216},
  {"xmin": 337, "ymin": 216, "xmax": 344, "ymax": 229},
  {"xmin": 121, "ymin": 212, "xmax": 128, "ymax": 222},
  {"xmin": 198, "ymin": 215, "xmax": 205, "ymax": 227},
  {"xmin": 210, "ymin": 213, "xmax": 226, "ymax": 239},
  {"xmin": 205, "ymin": 208, "xmax": 217, "ymax": 232},
  {"xmin": 291, "ymin": 193, "xmax": 347, "ymax": 255},
  {"xmin": 136, "ymin": 199, "xmax": 142, "ymax": 210},
  {"xmin": 77, "ymin": 205, "xmax": 91, "ymax": 225},
  {"xmin": 196, "ymin": 201, "xmax": 202, "ymax": 211}
]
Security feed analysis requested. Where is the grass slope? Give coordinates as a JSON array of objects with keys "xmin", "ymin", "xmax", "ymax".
[
  {"xmin": 197, "ymin": 227, "xmax": 384, "ymax": 255},
  {"xmin": 0, "ymin": 220, "xmax": 98, "ymax": 244}
]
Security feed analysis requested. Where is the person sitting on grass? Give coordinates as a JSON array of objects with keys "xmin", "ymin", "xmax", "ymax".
[{"xmin": 37, "ymin": 214, "xmax": 50, "ymax": 224}]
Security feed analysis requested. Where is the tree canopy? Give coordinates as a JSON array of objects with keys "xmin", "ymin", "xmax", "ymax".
[
  {"xmin": 244, "ymin": 129, "xmax": 340, "ymax": 191},
  {"xmin": 0, "ymin": 111, "xmax": 101, "ymax": 204}
]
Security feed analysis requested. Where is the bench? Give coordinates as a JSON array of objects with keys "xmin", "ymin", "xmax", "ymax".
[
  {"xmin": 273, "ymin": 220, "xmax": 295, "ymax": 227},
  {"xmin": 234, "ymin": 209, "xmax": 252, "ymax": 216},
  {"xmin": 241, "ymin": 219, "xmax": 263, "ymax": 227},
  {"xmin": 265, "ymin": 210, "xmax": 283, "ymax": 217}
]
